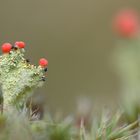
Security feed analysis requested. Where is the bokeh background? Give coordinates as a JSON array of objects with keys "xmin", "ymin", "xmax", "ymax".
[{"xmin": 0, "ymin": 0, "xmax": 139, "ymax": 113}]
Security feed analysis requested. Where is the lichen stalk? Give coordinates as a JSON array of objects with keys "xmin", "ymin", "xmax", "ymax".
[{"xmin": 0, "ymin": 45, "xmax": 47, "ymax": 111}]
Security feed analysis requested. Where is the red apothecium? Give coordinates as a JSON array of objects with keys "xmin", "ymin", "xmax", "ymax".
[
  {"xmin": 15, "ymin": 41, "xmax": 25, "ymax": 48},
  {"xmin": 1, "ymin": 43, "xmax": 12, "ymax": 53},
  {"xmin": 113, "ymin": 9, "xmax": 140, "ymax": 37},
  {"xmin": 39, "ymin": 58, "xmax": 48, "ymax": 67}
]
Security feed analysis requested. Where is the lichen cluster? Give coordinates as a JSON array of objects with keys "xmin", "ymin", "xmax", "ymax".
[{"xmin": 0, "ymin": 43, "xmax": 47, "ymax": 109}]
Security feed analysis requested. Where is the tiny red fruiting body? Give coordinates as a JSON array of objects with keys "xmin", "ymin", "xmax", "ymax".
[
  {"xmin": 113, "ymin": 9, "xmax": 140, "ymax": 37},
  {"xmin": 39, "ymin": 58, "xmax": 48, "ymax": 67},
  {"xmin": 15, "ymin": 41, "xmax": 25, "ymax": 48},
  {"xmin": 1, "ymin": 43, "xmax": 12, "ymax": 53}
]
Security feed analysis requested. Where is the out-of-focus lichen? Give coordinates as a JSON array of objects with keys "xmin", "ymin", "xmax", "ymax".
[{"xmin": 0, "ymin": 47, "xmax": 47, "ymax": 109}]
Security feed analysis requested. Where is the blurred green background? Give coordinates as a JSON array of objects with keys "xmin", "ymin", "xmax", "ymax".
[{"xmin": 0, "ymin": 0, "xmax": 139, "ymax": 112}]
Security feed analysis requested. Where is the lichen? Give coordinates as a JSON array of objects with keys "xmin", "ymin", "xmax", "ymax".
[{"xmin": 0, "ymin": 45, "xmax": 47, "ymax": 109}]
